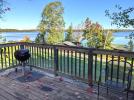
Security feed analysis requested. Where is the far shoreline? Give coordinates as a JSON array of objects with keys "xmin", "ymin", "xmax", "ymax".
[{"xmin": 0, "ymin": 29, "xmax": 134, "ymax": 33}]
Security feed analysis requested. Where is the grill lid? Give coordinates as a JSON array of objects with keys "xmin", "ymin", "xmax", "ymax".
[{"xmin": 14, "ymin": 49, "xmax": 30, "ymax": 62}]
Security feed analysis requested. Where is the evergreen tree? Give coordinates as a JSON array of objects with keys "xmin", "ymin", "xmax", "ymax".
[{"xmin": 65, "ymin": 24, "xmax": 73, "ymax": 42}]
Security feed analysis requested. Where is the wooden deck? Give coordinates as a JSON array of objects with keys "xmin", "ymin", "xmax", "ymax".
[{"xmin": 0, "ymin": 67, "xmax": 133, "ymax": 100}]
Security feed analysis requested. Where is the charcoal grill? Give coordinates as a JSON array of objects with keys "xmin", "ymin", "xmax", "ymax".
[{"xmin": 14, "ymin": 49, "xmax": 31, "ymax": 75}]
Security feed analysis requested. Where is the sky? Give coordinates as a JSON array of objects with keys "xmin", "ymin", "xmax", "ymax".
[{"xmin": 0, "ymin": 0, "xmax": 134, "ymax": 29}]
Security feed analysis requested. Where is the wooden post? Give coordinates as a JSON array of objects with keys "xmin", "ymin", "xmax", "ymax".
[
  {"xmin": 88, "ymin": 49, "xmax": 93, "ymax": 86},
  {"xmin": 54, "ymin": 47, "xmax": 58, "ymax": 76}
]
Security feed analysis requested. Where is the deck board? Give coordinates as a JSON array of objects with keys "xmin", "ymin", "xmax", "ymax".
[
  {"xmin": 0, "ymin": 68, "xmax": 133, "ymax": 100},
  {"xmin": 0, "ymin": 77, "xmax": 45, "ymax": 100}
]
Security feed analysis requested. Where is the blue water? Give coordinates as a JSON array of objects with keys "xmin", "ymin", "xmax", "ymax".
[
  {"xmin": 112, "ymin": 31, "xmax": 134, "ymax": 45},
  {"xmin": 0, "ymin": 31, "xmax": 133, "ymax": 45},
  {"xmin": 0, "ymin": 32, "xmax": 38, "ymax": 41}
]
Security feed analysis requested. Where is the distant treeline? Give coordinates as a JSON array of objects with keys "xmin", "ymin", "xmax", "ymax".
[
  {"xmin": 0, "ymin": 29, "xmax": 37, "ymax": 32},
  {"xmin": 0, "ymin": 28, "xmax": 133, "ymax": 33},
  {"xmin": 104, "ymin": 29, "xmax": 134, "ymax": 33},
  {"xmin": 65, "ymin": 29, "xmax": 134, "ymax": 33}
]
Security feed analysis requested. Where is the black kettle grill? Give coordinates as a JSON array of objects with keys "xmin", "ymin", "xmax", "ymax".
[
  {"xmin": 14, "ymin": 49, "xmax": 30, "ymax": 62},
  {"xmin": 14, "ymin": 49, "xmax": 31, "ymax": 74}
]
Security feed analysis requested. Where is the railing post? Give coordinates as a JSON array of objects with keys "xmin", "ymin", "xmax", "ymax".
[
  {"xmin": 54, "ymin": 46, "xmax": 58, "ymax": 76},
  {"xmin": 88, "ymin": 48, "xmax": 94, "ymax": 86}
]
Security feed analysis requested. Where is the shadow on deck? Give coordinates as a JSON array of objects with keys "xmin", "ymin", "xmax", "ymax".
[{"xmin": 0, "ymin": 66, "xmax": 133, "ymax": 100}]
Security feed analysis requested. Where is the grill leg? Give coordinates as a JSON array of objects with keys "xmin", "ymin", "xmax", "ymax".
[
  {"xmin": 30, "ymin": 66, "xmax": 32, "ymax": 71},
  {"xmin": 15, "ymin": 68, "xmax": 18, "ymax": 72},
  {"xmin": 126, "ymin": 91, "xmax": 128, "ymax": 100},
  {"xmin": 97, "ymin": 83, "xmax": 100, "ymax": 99},
  {"xmin": 107, "ymin": 83, "xmax": 109, "ymax": 95},
  {"xmin": 22, "ymin": 62, "xmax": 26, "ymax": 76}
]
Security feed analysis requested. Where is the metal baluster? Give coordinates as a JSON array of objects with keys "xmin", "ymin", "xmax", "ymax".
[
  {"xmin": 67, "ymin": 50, "xmax": 69, "ymax": 74},
  {"xmin": 8, "ymin": 46, "xmax": 10, "ymax": 67},
  {"xmin": 94, "ymin": 54, "xmax": 97, "ymax": 81},
  {"xmin": 83, "ymin": 52, "xmax": 86, "ymax": 79},
  {"xmin": 15, "ymin": 46, "xmax": 17, "ymax": 65},
  {"xmin": 123, "ymin": 57, "xmax": 127, "ymax": 85},
  {"xmin": 48, "ymin": 48, "xmax": 49, "ymax": 68},
  {"xmin": 36, "ymin": 46, "xmax": 40, "ymax": 67},
  {"xmin": 4, "ymin": 47, "xmax": 7, "ymax": 68},
  {"xmin": 79, "ymin": 52, "xmax": 81, "ymax": 77},
  {"xmin": 99, "ymin": 54, "xmax": 102, "ymax": 82},
  {"xmin": 11, "ymin": 46, "xmax": 14, "ymax": 66},
  {"xmin": 64, "ymin": 50, "xmax": 65, "ymax": 73},
  {"xmin": 111, "ymin": 55, "xmax": 114, "ymax": 81},
  {"xmin": 117, "ymin": 56, "xmax": 120, "ymax": 84},
  {"xmin": 40, "ymin": 46, "xmax": 42, "ymax": 67},
  {"xmin": 45, "ymin": 48, "xmax": 46, "ymax": 68},
  {"xmin": 75, "ymin": 51, "xmax": 77, "ymax": 76},
  {"xmin": 50, "ymin": 48, "xmax": 53, "ymax": 68},
  {"xmin": 60, "ymin": 49, "xmax": 62, "ymax": 72},
  {"xmin": 42, "ymin": 47, "xmax": 44, "ymax": 68},
  {"xmin": 71, "ymin": 51, "xmax": 73, "ymax": 75},
  {"xmin": 105, "ymin": 55, "xmax": 108, "ymax": 82}
]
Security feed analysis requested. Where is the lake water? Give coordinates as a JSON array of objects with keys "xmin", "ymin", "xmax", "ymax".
[
  {"xmin": 0, "ymin": 31, "xmax": 134, "ymax": 45},
  {"xmin": 112, "ymin": 31, "xmax": 134, "ymax": 45},
  {"xmin": 0, "ymin": 32, "xmax": 38, "ymax": 42}
]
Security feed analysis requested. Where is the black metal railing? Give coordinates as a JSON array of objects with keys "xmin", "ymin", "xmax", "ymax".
[{"xmin": 0, "ymin": 42, "xmax": 134, "ymax": 90}]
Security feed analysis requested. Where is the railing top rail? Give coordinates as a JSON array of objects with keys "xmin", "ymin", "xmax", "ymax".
[
  {"xmin": 0, "ymin": 42, "xmax": 134, "ymax": 58},
  {"xmin": 24, "ymin": 43, "xmax": 134, "ymax": 58},
  {"xmin": 0, "ymin": 42, "xmax": 24, "ymax": 47}
]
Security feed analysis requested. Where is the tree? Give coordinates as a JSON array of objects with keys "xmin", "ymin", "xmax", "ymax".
[
  {"xmin": 0, "ymin": 0, "xmax": 5, "ymax": 18},
  {"xmin": 0, "ymin": 0, "xmax": 10, "ymax": 19},
  {"xmin": 105, "ymin": 5, "xmax": 134, "ymax": 28},
  {"xmin": 83, "ymin": 18, "xmax": 105, "ymax": 48},
  {"xmin": 20, "ymin": 35, "xmax": 31, "ymax": 42},
  {"xmin": 83, "ymin": 17, "xmax": 91, "ymax": 39},
  {"xmin": 65, "ymin": 24, "xmax": 73, "ymax": 42},
  {"xmin": 105, "ymin": 5, "xmax": 134, "ymax": 51},
  {"xmin": 35, "ymin": 32, "xmax": 46, "ymax": 44},
  {"xmin": 38, "ymin": 1, "xmax": 65, "ymax": 44}
]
